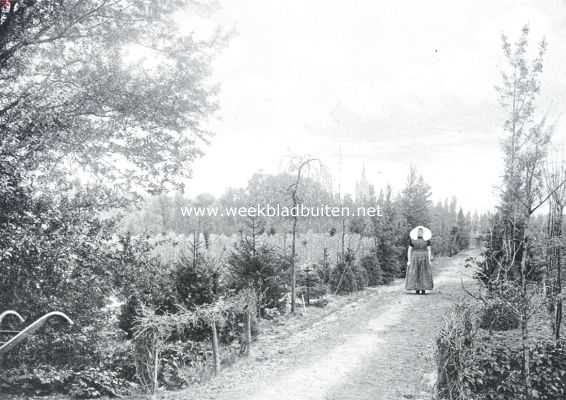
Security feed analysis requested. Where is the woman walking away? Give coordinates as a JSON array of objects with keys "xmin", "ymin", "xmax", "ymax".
[{"xmin": 405, "ymin": 226, "xmax": 433, "ymax": 295}]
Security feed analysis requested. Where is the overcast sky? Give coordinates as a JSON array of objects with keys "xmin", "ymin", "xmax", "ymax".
[{"xmin": 185, "ymin": 0, "xmax": 566, "ymax": 213}]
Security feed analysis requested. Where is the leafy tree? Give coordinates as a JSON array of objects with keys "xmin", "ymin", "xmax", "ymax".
[
  {"xmin": 479, "ymin": 26, "xmax": 553, "ymax": 399},
  {"xmin": 493, "ymin": 25, "xmax": 550, "ymax": 274},
  {"xmin": 0, "ymin": 0, "xmax": 221, "ymax": 197},
  {"xmin": 0, "ymin": 0, "xmax": 221, "ymax": 337},
  {"xmin": 0, "ymin": 0, "xmax": 220, "ymax": 395}
]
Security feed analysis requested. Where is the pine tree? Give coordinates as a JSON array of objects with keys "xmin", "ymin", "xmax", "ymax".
[
  {"xmin": 400, "ymin": 166, "xmax": 433, "ymax": 229},
  {"xmin": 374, "ymin": 187, "xmax": 402, "ymax": 282}
]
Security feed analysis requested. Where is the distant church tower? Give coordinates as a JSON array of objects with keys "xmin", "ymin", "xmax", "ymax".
[{"xmin": 355, "ymin": 164, "xmax": 371, "ymax": 203}]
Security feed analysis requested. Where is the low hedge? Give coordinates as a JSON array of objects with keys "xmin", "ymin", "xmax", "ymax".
[
  {"xmin": 465, "ymin": 339, "xmax": 566, "ymax": 400},
  {"xmin": 479, "ymin": 301, "xmax": 520, "ymax": 332},
  {"xmin": 0, "ymin": 365, "xmax": 133, "ymax": 398},
  {"xmin": 438, "ymin": 334, "xmax": 566, "ymax": 400}
]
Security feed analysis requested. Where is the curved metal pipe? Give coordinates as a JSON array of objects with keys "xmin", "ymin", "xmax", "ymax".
[
  {"xmin": 0, "ymin": 311, "xmax": 74, "ymax": 355},
  {"xmin": 0, "ymin": 310, "xmax": 25, "ymax": 326}
]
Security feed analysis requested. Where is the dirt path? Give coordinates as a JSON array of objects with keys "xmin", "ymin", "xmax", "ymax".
[{"xmin": 171, "ymin": 250, "xmax": 477, "ymax": 400}]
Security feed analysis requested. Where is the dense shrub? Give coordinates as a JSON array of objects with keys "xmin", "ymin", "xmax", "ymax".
[
  {"xmin": 317, "ymin": 256, "xmax": 332, "ymax": 285},
  {"xmin": 118, "ymin": 295, "xmax": 143, "ymax": 340},
  {"xmin": 360, "ymin": 254, "xmax": 384, "ymax": 286},
  {"xmin": 330, "ymin": 251, "xmax": 368, "ymax": 294},
  {"xmin": 175, "ymin": 250, "xmax": 221, "ymax": 308},
  {"xmin": 218, "ymin": 308, "xmax": 259, "ymax": 345},
  {"xmin": 1, "ymin": 327, "xmax": 91, "ymax": 368},
  {"xmin": 296, "ymin": 265, "xmax": 328, "ymax": 300},
  {"xmin": 0, "ymin": 318, "xmax": 136, "ymax": 398},
  {"xmin": 157, "ymin": 337, "xmax": 254, "ymax": 390},
  {"xmin": 479, "ymin": 301, "xmax": 520, "ymax": 331},
  {"xmin": 227, "ymin": 238, "xmax": 289, "ymax": 315},
  {"xmin": 115, "ymin": 234, "xmax": 179, "ymax": 311},
  {"xmin": 158, "ymin": 340, "xmax": 211, "ymax": 389},
  {"xmin": 0, "ymin": 364, "xmax": 133, "ymax": 398},
  {"xmin": 116, "ymin": 235, "xmax": 180, "ymax": 338},
  {"xmin": 0, "ymin": 229, "xmax": 160, "ymax": 399},
  {"xmin": 119, "ymin": 245, "xmax": 245, "ymax": 345},
  {"xmin": 436, "ymin": 303, "xmax": 566, "ymax": 400},
  {"xmin": 0, "ymin": 190, "xmax": 118, "ymax": 326},
  {"xmin": 435, "ymin": 303, "xmax": 476, "ymax": 400},
  {"xmin": 465, "ymin": 339, "xmax": 566, "ymax": 400}
]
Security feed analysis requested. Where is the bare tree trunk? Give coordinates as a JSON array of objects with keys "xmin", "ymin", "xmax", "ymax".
[
  {"xmin": 193, "ymin": 228, "xmax": 200, "ymax": 269},
  {"xmin": 211, "ymin": 320, "xmax": 220, "ymax": 375},
  {"xmin": 555, "ymin": 204, "xmax": 563, "ymax": 342},
  {"xmin": 341, "ymin": 215, "xmax": 345, "ymax": 260},
  {"xmin": 520, "ymin": 230, "xmax": 531, "ymax": 400},
  {"xmin": 153, "ymin": 343, "xmax": 159, "ymax": 395},
  {"xmin": 291, "ymin": 213, "xmax": 297, "ymax": 313},
  {"xmin": 289, "ymin": 158, "xmax": 319, "ymax": 313},
  {"xmin": 556, "ymin": 298, "xmax": 562, "ymax": 342},
  {"xmin": 546, "ymin": 191, "xmax": 563, "ymax": 341}
]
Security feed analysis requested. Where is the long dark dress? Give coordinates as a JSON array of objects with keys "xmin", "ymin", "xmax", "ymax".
[{"xmin": 405, "ymin": 238, "xmax": 433, "ymax": 291}]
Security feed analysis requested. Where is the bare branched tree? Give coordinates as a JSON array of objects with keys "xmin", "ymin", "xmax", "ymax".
[{"xmin": 287, "ymin": 157, "xmax": 320, "ymax": 313}]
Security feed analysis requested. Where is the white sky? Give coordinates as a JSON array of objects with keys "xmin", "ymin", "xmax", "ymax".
[{"xmin": 185, "ymin": 0, "xmax": 566, "ymax": 213}]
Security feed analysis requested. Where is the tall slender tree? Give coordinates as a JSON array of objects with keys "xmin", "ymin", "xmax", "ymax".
[
  {"xmin": 494, "ymin": 25, "xmax": 553, "ymax": 399},
  {"xmin": 400, "ymin": 166, "xmax": 432, "ymax": 230},
  {"xmin": 288, "ymin": 157, "xmax": 320, "ymax": 313},
  {"xmin": 374, "ymin": 186, "xmax": 402, "ymax": 282}
]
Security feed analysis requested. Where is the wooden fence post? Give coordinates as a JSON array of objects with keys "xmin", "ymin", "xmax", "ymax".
[
  {"xmin": 244, "ymin": 311, "xmax": 252, "ymax": 356},
  {"xmin": 211, "ymin": 319, "xmax": 220, "ymax": 375}
]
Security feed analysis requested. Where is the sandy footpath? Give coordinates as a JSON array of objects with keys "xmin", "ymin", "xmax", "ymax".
[{"xmin": 167, "ymin": 250, "xmax": 477, "ymax": 400}]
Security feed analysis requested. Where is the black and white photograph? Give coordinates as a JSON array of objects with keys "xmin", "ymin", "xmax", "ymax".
[{"xmin": 2, "ymin": 1, "xmax": 566, "ymax": 399}]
